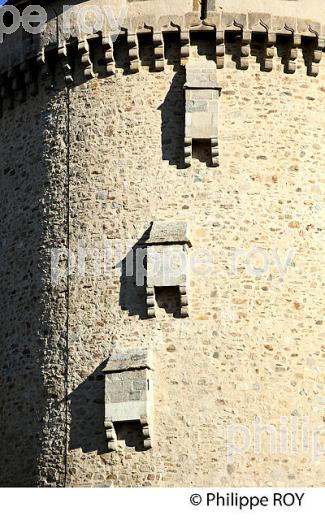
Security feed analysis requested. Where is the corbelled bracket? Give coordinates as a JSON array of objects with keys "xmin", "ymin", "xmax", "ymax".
[
  {"xmin": 103, "ymin": 346, "xmax": 153, "ymax": 451},
  {"xmin": 146, "ymin": 221, "xmax": 192, "ymax": 318},
  {"xmin": 184, "ymin": 59, "xmax": 222, "ymax": 167}
]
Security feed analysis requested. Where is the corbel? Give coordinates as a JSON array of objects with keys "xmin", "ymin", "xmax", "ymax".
[
  {"xmin": 240, "ymin": 30, "xmax": 251, "ymax": 69},
  {"xmin": 180, "ymin": 30, "xmax": 190, "ymax": 64},
  {"xmin": 127, "ymin": 32, "xmax": 139, "ymax": 73},
  {"xmin": 78, "ymin": 39, "xmax": 96, "ymax": 79},
  {"xmin": 265, "ymin": 31, "xmax": 276, "ymax": 71},
  {"xmin": 58, "ymin": 43, "xmax": 74, "ymax": 85},
  {"xmin": 153, "ymin": 31, "xmax": 164, "ymax": 71},
  {"xmin": 308, "ymin": 28, "xmax": 324, "ymax": 76},
  {"xmin": 102, "ymin": 34, "xmax": 116, "ymax": 76},
  {"xmin": 216, "ymin": 29, "xmax": 225, "ymax": 69}
]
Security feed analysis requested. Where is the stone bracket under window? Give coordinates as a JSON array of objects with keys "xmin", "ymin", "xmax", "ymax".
[
  {"xmin": 146, "ymin": 221, "xmax": 192, "ymax": 318},
  {"xmin": 184, "ymin": 59, "xmax": 222, "ymax": 167},
  {"xmin": 103, "ymin": 346, "xmax": 153, "ymax": 451}
]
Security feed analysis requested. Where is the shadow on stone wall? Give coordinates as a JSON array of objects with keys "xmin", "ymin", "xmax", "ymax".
[
  {"xmin": 159, "ymin": 68, "xmax": 186, "ymax": 169},
  {"xmin": 0, "ymin": 86, "xmax": 68, "ymax": 486},
  {"xmin": 68, "ymin": 362, "xmax": 107, "ymax": 455},
  {"xmin": 118, "ymin": 228, "xmax": 151, "ymax": 319},
  {"xmin": 68, "ymin": 361, "xmax": 150, "ymax": 454}
]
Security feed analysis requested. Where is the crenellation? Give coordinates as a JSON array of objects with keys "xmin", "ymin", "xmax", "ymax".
[
  {"xmin": 0, "ymin": 14, "xmax": 324, "ymax": 116},
  {"xmin": 2, "ymin": 30, "xmax": 324, "ymax": 115},
  {"xmin": 0, "ymin": 30, "xmax": 323, "ymax": 116}
]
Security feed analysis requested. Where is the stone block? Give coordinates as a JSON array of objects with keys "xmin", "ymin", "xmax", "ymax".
[
  {"xmin": 104, "ymin": 345, "xmax": 152, "ymax": 373},
  {"xmin": 271, "ymin": 16, "xmax": 297, "ymax": 32},
  {"xmin": 147, "ymin": 220, "xmax": 192, "ymax": 246},
  {"xmin": 297, "ymin": 19, "xmax": 321, "ymax": 35},
  {"xmin": 222, "ymin": 12, "xmax": 247, "ymax": 29},
  {"xmin": 147, "ymin": 244, "xmax": 188, "ymax": 287},
  {"xmin": 146, "ymin": 221, "xmax": 192, "ymax": 318},
  {"xmin": 103, "ymin": 346, "xmax": 153, "ymax": 451},
  {"xmin": 184, "ymin": 58, "xmax": 221, "ymax": 167},
  {"xmin": 186, "ymin": 100, "xmax": 208, "ymax": 112},
  {"xmin": 248, "ymin": 12, "xmax": 271, "ymax": 30}
]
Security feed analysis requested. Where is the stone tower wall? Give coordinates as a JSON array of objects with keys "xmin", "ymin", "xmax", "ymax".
[
  {"xmin": 0, "ymin": 0, "xmax": 325, "ymax": 486},
  {"xmin": 0, "ymin": 84, "xmax": 69, "ymax": 486}
]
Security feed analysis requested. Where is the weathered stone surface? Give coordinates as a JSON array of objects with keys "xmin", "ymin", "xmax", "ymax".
[
  {"xmin": 186, "ymin": 100, "xmax": 208, "ymax": 112},
  {"xmin": 147, "ymin": 244, "xmax": 188, "ymax": 287},
  {"xmin": 65, "ymin": 49, "xmax": 325, "ymax": 486},
  {"xmin": 184, "ymin": 58, "xmax": 221, "ymax": 163},
  {"xmin": 104, "ymin": 346, "xmax": 153, "ymax": 450},
  {"xmin": 147, "ymin": 220, "xmax": 192, "ymax": 245},
  {"xmin": 185, "ymin": 59, "xmax": 219, "ymax": 89},
  {"xmin": 103, "ymin": 346, "xmax": 152, "ymax": 373},
  {"xmin": 146, "ymin": 222, "xmax": 191, "ymax": 317},
  {"xmin": 1, "ymin": 0, "xmax": 325, "ymax": 490}
]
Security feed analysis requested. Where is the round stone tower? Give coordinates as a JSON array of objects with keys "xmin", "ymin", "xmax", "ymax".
[{"xmin": 1, "ymin": 0, "xmax": 325, "ymax": 487}]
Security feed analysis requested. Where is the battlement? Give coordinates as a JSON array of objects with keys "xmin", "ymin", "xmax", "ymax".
[{"xmin": 0, "ymin": 4, "xmax": 324, "ymax": 116}]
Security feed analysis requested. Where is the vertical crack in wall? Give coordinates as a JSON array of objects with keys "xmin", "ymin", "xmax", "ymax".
[{"xmin": 64, "ymin": 85, "xmax": 71, "ymax": 487}]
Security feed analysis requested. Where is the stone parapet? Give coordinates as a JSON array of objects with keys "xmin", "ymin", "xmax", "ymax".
[{"xmin": 1, "ymin": 1, "xmax": 325, "ymax": 78}]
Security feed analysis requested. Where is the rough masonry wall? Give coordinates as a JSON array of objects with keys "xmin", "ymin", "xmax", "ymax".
[
  {"xmin": 66, "ymin": 47, "xmax": 325, "ymax": 486},
  {"xmin": 0, "ymin": 81, "xmax": 69, "ymax": 486}
]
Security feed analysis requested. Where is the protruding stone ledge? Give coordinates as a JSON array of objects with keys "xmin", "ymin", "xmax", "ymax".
[
  {"xmin": 146, "ymin": 221, "xmax": 192, "ymax": 319},
  {"xmin": 0, "ymin": 10, "xmax": 324, "ymax": 116},
  {"xmin": 184, "ymin": 59, "xmax": 221, "ymax": 168},
  {"xmin": 1, "ymin": 8, "xmax": 324, "ymax": 73},
  {"xmin": 103, "ymin": 346, "xmax": 153, "ymax": 451},
  {"xmin": 147, "ymin": 220, "xmax": 192, "ymax": 246}
]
